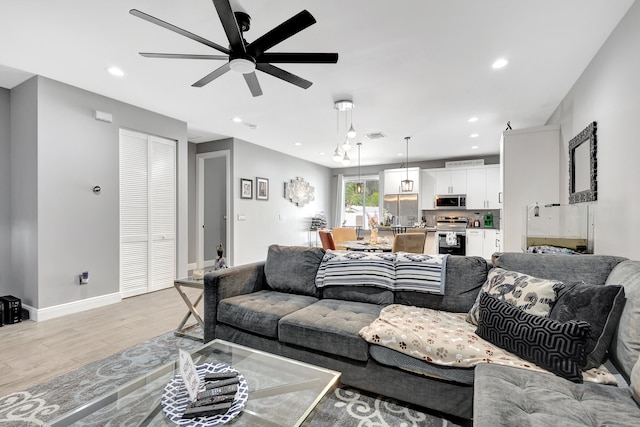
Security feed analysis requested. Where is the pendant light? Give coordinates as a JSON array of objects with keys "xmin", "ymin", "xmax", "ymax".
[
  {"xmin": 335, "ymin": 100, "xmax": 355, "ymax": 152},
  {"xmin": 333, "ymin": 105, "xmax": 343, "ymax": 162},
  {"xmin": 342, "ymin": 150, "xmax": 351, "ymax": 166},
  {"xmin": 401, "ymin": 136, "xmax": 414, "ymax": 192},
  {"xmin": 355, "ymin": 142, "xmax": 363, "ymax": 194},
  {"xmin": 347, "ymin": 108, "xmax": 357, "ymax": 139},
  {"xmin": 332, "ymin": 144, "xmax": 343, "ymax": 162}
]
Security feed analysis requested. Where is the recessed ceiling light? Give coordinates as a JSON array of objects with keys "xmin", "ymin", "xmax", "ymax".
[
  {"xmin": 471, "ymin": 145, "xmax": 479, "ymax": 150},
  {"xmin": 470, "ymin": 133, "xmax": 479, "ymax": 138},
  {"xmin": 468, "ymin": 117, "xmax": 479, "ymax": 122},
  {"xmin": 398, "ymin": 153, "xmax": 403, "ymax": 157},
  {"xmin": 232, "ymin": 117, "xmax": 242, "ymax": 123},
  {"xmin": 319, "ymin": 152, "xmax": 325, "ymax": 155},
  {"xmin": 293, "ymin": 142, "xmax": 302, "ymax": 146},
  {"xmin": 107, "ymin": 66, "xmax": 125, "ymax": 77},
  {"xmin": 492, "ymin": 58, "xmax": 508, "ymax": 69}
]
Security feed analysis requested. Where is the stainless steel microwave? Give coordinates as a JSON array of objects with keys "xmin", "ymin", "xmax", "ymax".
[{"xmin": 435, "ymin": 194, "xmax": 466, "ymax": 209}]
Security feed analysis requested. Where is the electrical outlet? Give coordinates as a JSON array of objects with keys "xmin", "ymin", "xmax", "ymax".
[{"xmin": 237, "ymin": 214, "xmax": 246, "ymax": 221}]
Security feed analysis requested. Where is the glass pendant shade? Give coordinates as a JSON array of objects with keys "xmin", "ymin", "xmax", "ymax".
[
  {"xmin": 347, "ymin": 124, "xmax": 357, "ymax": 139},
  {"xmin": 342, "ymin": 151, "xmax": 351, "ymax": 166},
  {"xmin": 342, "ymin": 138, "xmax": 351, "ymax": 151},
  {"xmin": 401, "ymin": 136, "xmax": 414, "ymax": 192},
  {"xmin": 332, "ymin": 145, "xmax": 342, "ymax": 162},
  {"xmin": 401, "ymin": 179, "xmax": 414, "ymax": 192},
  {"xmin": 356, "ymin": 182, "xmax": 363, "ymax": 194}
]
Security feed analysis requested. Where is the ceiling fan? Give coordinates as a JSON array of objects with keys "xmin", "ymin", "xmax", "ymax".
[{"xmin": 130, "ymin": 0, "xmax": 339, "ymax": 97}]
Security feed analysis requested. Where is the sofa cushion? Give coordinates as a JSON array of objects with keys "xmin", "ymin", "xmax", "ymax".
[
  {"xmin": 264, "ymin": 245, "xmax": 325, "ymax": 297},
  {"xmin": 493, "ymin": 253, "xmax": 627, "ymax": 286},
  {"xmin": 467, "ymin": 267, "xmax": 563, "ymax": 325},
  {"xmin": 278, "ymin": 299, "xmax": 383, "ymax": 361},
  {"xmin": 550, "ymin": 281, "xmax": 625, "ymax": 370},
  {"xmin": 476, "ymin": 294, "xmax": 590, "ymax": 382},
  {"xmin": 321, "ymin": 285, "xmax": 393, "ymax": 305},
  {"xmin": 473, "ymin": 363, "xmax": 640, "ymax": 427},
  {"xmin": 394, "ymin": 255, "xmax": 488, "ymax": 313},
  {"xmin": 605, "ymin": 260, "xmax": 640, "ymax": 382},
  {"xmin": 217, "ymin": 290, "xmax": 318, "ymax": 338}
]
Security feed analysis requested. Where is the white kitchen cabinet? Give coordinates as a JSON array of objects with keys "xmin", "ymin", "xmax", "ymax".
[
  {"xmin": 420, "ymin": 169, "xmax": 437, "ymax": 209},
  {"xmin": 466, "ymin": 229, "xmax": 483, "ymax": 257},
  {"xmin": 466, "ymin": 166, "xmax": 500, "ymax": 209},
  {"xmin": 435, "ymin": 169, "xmax": 466, "ymax": 195},
  {"xmin": 467, "ymin": 229, "xmax": 500, "ymax": 260},
  {"xmin": 384, "ymin": 167, "xmax": 420, "ymax": 194}
]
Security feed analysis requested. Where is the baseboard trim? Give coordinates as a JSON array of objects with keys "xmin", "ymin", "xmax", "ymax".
[{"xmin": 28, "ymin": 292, "xmax": 122, "ymax": 322}]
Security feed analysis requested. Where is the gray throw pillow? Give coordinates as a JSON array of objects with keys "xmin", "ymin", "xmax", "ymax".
[
  {"xmin": 264, "ymin": 245, "xmax": 325, "ymax": 297},
  {"xmin": 476, "ymin": 293, "xmax": 590, "ymax": 383},
  {"xmin": 549, "ymin": 281, "xmax": 625, "ymax": 370}
]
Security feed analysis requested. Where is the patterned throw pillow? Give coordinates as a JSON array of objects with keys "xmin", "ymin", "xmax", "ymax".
[
  {"xmin": 550, "ymin": 281, "xmax": 625, "ymax": 370},
  {"xmin": 466, "ymin": 268, "xmax": 563, "ymax": 325},
  {"xmin": 476, "ymin": 293, "xmax": 591, "ymax": 383}
]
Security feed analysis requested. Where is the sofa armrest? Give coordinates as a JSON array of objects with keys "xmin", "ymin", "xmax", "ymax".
[{"xmin": 203, "ymin": 261, "xmax": 266, "ymax": 342}]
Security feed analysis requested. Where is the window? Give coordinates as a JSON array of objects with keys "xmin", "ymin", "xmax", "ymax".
[{"xmin": 341, "ymin": 175, "xmax": 379, "ymax": 229}]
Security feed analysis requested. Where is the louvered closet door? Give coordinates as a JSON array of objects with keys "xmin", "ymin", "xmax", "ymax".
[{"xmin": 119, "ymin": 129, "xmax": 176, "ymax": 298}]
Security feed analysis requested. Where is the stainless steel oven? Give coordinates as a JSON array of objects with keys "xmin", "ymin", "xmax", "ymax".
[{"xmin": 436, "ymin": 216, "xmax": 468, "ymax": 256}]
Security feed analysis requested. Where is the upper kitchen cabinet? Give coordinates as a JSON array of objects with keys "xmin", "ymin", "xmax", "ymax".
[
  {"xmin": 466, "ymin": 165, "xmax": 500, "ymax": 209},
  {"xmin": 435, "ymin": 169, "xmax": 467, "ymax": 195},
  {"xmin": 384, "ymin": 167, "xmax": 420, "ymax": 194},
  {"xmin": 420, "ymin": 169, "xmax": 437, "ymax": 209}
]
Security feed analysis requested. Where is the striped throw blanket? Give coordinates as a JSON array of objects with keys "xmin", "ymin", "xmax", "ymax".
[{"xmin": 315, "ymin": 251, "xmax": 448, "ymax": 294}]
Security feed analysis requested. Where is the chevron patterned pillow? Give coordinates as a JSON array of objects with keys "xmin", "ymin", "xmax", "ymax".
[{"xmin": 476, "ymin": 293, "xmax": 591, "ymax": 383}]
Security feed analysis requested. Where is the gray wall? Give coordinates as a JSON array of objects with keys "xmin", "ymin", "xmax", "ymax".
[
  {"xmin": 232, "ymin": 138, "xmax": 332, "ymax": 265},
  {"xmin": 11, "ymin": 76, "xmax": 188, "ymax": 309},
  {"xmin": 9, "ymin": 78, "xmax": 38, "ymax": 303},
  {"xmin": 0, "ymin": 88, "xmax": 11, "ymax": 294},
  {"xmin": 547, "ymin": 1, "xmax": 640, "ymax": 260}
]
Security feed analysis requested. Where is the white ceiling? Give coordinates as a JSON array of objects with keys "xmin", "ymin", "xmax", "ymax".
[{"xmin": 0, "ymin": 0, "xmax": 634, "ymax": 168}]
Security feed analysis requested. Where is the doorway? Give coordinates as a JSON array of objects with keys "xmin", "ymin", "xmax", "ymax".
[{"xmin": 196, "ymin": 151, "xmax": 231, "ymax": 268}]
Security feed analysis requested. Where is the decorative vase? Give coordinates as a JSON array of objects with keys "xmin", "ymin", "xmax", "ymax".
[{"xmin": 370, "ymin": 227, "xmax": 378, "ymax": 244}]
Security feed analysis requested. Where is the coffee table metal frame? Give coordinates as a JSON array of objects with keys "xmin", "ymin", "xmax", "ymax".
[{"xmin": 48, "ymin": 339, "xmax": 341, "ymax": 427}]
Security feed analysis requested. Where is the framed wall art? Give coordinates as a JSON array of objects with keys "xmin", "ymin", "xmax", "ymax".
[
  {"xmin": 256, "ymin": 177, "xmax": 269, "ymax": 200},
  {"xmin": 240, "ymin": 178, "xmax": 253, "ymax": 199}
]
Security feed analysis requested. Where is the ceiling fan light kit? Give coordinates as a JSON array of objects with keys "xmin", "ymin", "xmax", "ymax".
[{"xmin": 131, "ymin": 0, "xmax": 338, "ymax": 97}]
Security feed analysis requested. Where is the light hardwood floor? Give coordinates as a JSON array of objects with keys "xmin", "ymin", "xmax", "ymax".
[{"xmin": 0, "ymin": 286, "xmax": 203, "ymax": 398}]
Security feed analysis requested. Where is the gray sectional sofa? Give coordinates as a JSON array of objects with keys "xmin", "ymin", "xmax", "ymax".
[{"xmin": 203, "ymin": 245, "xmax": 640, "ymax": 424}]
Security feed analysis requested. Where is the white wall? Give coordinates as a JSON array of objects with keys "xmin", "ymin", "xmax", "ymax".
[
  {"xmin": 11, "ymin": 76, "xmax": 188, "ymax": 310},
  {"xmin": 547, "ymin": 1, "xmax": 640, "ymax": 259},
  {"xmin": 232, "ymin": 138, "xmax": 332, "ymax": 265},
  {"xmin": 0, "ymin": 88, "xmax": 11, "ymax": 294}
]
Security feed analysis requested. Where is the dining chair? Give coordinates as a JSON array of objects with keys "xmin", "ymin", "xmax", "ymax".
[
  {"xmin": 392, "ymin": 232, "xmax": 427, "ymax": 253},
  {"xmin": 318, "ymin": 230, "xmax": 336, "ymax": 250},
  {"xmin": 331, "ymin": 227, "xmax": 357, "ymax": 250}
]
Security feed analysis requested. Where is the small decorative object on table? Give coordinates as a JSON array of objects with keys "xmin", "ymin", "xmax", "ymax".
[
  {"xmin": 162, "ymin": 363, "xmax": 249, "ymax": 426},
  {"xmin": 369, "ymin": 215, "xmax": 379, "ymax": 244}
]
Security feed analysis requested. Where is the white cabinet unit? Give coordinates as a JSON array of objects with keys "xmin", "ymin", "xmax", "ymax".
[
  {"xmin": 420, "ymin": 169, "xmax": 437, "ymax": 209},
  {"xmin": 501, "ymin": 125, "xmax": 560, "ymax": 252},
  {"xmin": 466, "ymin": 229, "xmax": 500, "ymax": 260},
  {"xmin": 436, "ymin": 169, "xmax": 467, "ymax": 195},
  {"xmin": 466, "ymin": 165, "xmax": 500, "ymax": 209},
  {"xmin": 384, "ymin": 167, "xmax": 420, "ymax": 194}
]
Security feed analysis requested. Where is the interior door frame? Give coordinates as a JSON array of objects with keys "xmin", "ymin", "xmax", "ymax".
[{"xmin": 196, "ymin": 150, "xmax": 231, "ymax": 268}]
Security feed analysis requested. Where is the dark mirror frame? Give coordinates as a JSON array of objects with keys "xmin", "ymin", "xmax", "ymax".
[{"xmin": 569, "ymin": 121, "xmax": 597, "ymax": 204}]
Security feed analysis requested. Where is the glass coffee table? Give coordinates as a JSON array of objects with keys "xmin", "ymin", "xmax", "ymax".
[{"xmin": 49, "ymin": 340, "xmax": 341, "ymax": 426}]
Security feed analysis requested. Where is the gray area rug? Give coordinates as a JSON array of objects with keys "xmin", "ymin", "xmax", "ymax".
[{"xmin": 0, "ymin": 331, "xmax": 464, "ymax": 426}]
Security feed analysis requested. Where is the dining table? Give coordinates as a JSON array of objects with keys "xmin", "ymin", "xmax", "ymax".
[{"xmin": 342, "ymin": 240, "xmax": 393, "ymax": 252}]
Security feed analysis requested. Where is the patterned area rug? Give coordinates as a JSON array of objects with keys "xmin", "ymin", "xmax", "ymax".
[{"xmin": 0, "ymin": 331, "xmax": 464, "ymax": 426}]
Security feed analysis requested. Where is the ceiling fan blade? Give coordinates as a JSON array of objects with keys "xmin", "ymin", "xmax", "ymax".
[
  {"xmin": 243, "ymin": 72, "xmax": 263, "ymax": 97},
  {"xmin": 212, "ymin": 0, "xmax": 246, "ymax": 53},
  {"xmin": 140, "ymin": 53, "xmax": 229, "ymax": 60},
  {"xmin": 256, "ymin": 63, "xmax": 312, "ymax": 89},
  {"xmin": 130, "ymin": 9, "xmax": 230, "ymax": 55},
  {"xmin": 257, "ymin": 52, "xmax": 338, "ymax": 64},
  {"xmin": 192, "ymin": 63, "xmax": 231, "ymax": 87},
  {"xmin": 248, "ymin": 10, "xmax": 316, "ymax": 56}
]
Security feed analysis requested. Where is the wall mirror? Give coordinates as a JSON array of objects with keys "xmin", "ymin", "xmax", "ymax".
[{"xmin": 569, "ymin": 121, "xmax": 597, "ymax": 204}]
